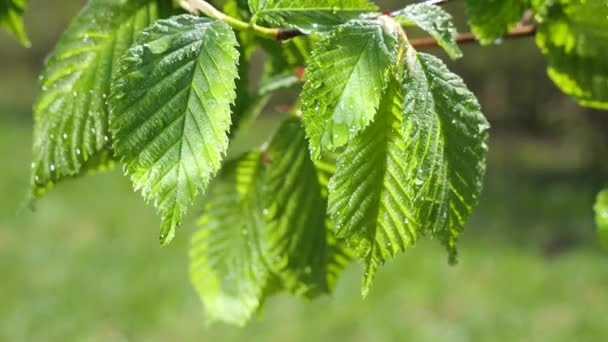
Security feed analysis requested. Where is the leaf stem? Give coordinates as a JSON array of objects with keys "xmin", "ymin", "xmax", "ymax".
[{"xmin": 181, "ymin": 0, "xmax": 279, "ymax": 40}]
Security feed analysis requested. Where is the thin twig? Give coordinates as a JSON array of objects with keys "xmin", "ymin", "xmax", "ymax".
[
  {"xmin": 179, "ymin": 0, "xmax": 537, "ymax": 46},
  {"xmin": 409, "ymin": 24, "xmax": 537, "ymax": 49}
]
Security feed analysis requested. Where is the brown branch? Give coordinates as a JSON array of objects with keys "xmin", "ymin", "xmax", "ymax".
[{"xmin": 409, "ymin": 25, "xmax": 537, "ymax": 49}]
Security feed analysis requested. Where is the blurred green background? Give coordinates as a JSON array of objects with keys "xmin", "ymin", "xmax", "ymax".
[{"xmin": 2, "ymin": 1, "xmax": 608, "ymax": 341}]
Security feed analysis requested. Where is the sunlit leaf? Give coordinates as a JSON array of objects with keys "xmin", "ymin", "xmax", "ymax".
[
  {"xmin": 0, "ymin": 0, "xmax": 29, "ymax": 46},
  {"xmin": 594, "ymin": 189, "xmax": 608, "ymax": 252},
  {"xmin": 31, "ymin": 0, "xmax": 171, "ymax": 196},
  {"xmin": 301, "ymin": 19, "xmax": 399, "ymax": 158},
  {"xmin": 393, "ymin": 3, "xmax": 462, "ymax": 59},
  {"xmin": 465, "ymin": 0, "xmax": 530, "ymax": 44},
  {"xmin": 329, "ymin": 50, "xmax": 489, "ymax": 296},
  {"xmin": 110, "ymin": 15, "xmax": 239, "ymax": 244},
  {"xmin": 249, "ymin": 0, "xmax": 376, "ymax": 31},
  {"xmin": 536, "ymin": 0, "xmax": 608, "ymax": 109}
]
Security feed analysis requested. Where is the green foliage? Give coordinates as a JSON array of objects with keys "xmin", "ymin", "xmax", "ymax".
[
  {"xmin": 535, "ymin": 0, "xmax": 608, "ymax": 109},
  {"xmin": 595, "ymin": 189, "xmax": 608, "ymax": 252},
  {"xmin": 191, "ymin": 119, "xmax": 350, "ymax": 325},
  {"xmin": 301, "ymin": 19, "xmax": 399, "ymax": 158},
  {"xmin": 249, "ymin": 0, "xmax": 377, "ymax": 31},
  {"xmin": 110, "ymin": 15, "xmax": 240, "ymax": 244},
  {"xmin": 465, "ymin": 0, "xmax": 530, "ymax": 44},
  {"xmin": 31, "ymin": 0, "xmax": 171, "ymax": 196},
  {"xmin": 20, "ymin": 0, "xmax": 608, "ymax": 328},
  {"xmin": 393, "ymin": 3, "xmax": 462, "ymax": 59},
  {"xmin": 0, "ymin": 0, "xmax": 28, "ymax": 46}
]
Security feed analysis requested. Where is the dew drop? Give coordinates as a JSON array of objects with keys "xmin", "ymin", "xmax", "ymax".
[
  {"xmin": 50, "ymin": 164, "xmax": 56, "ymax": 172},
  {"xmin": 31, "ymin": 162, "xmax": 36, "ymax": 169},
  {"xmin": 76, "ymin": 148, "xmax": 81, "ymax": 155}
]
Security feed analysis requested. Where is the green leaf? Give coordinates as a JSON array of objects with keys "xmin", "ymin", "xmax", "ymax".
[
  {"xmin": 190, "ymin": 153, "xmax": 270, "ymax": 326},
  {"xmin": 249, "ymin": 0, "xmax": 377, "ymax": 31},
  {"xmin": 328, "ymin": 77, "xmax": 411, "ymax": 297},
  {"xmin": 301, "ymin": 19, "xmax": 399, "ymax": 158},
  {"xmin": 594, "ymin": 189, "xmax": 608, "ymax": 252},
  {"xmin": 536, "ymin": 0, "xmax": 608, "ymax": 109},
  {"xmin": 328, "ymin": 52, "xmax": 489, "ymax": 296},
  {"xmin": 31, "ymin": 0, "xmax": 171, "ymax": 196},
  {"xmin": 393, "ymin": 3, "xmax": 462, "ymax": 59},
  {"xmin": 465, "ymin": 0, "xmax": 530, "ymax": 44},
  {"xmin": 401, "ymin": 52, "xmax": 489, "ymax": 258},
  {"xmin": 263, "ymin": 118, "xmax": 336, "ymax": 297},
  {"xmin": 110, "ymin": 15, "xmax": 239, "ymax": 245},
  {"xmin": 0, "ymin": 0, "xmax": 29, "ymax": 46}
]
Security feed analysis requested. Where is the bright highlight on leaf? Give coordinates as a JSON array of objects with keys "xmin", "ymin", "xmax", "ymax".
[
  {"xmin": 301, "ymin": 19, "xmax": 399, "ymax": 158},
  {"xmin": 594, "ymin": 189, "xmax": 608, "ymax": 252},
  {"xmin": 0, "ymin": 0, "xmax": 29, "ymax": 46},
  {"xmin": 31, "ymin": 0, "xmax": 170, "ymax": 196},
  {"xmin": 249, "ymin": 0, "xmax": 377, "ymax": 31},
  {"xmin": 393, "ymin": 3, "xmax": 463, "ymax": 59},
  {"xmin": 465, "ymin": 0, "xmax": 530, "ymax": 44},
  {"xmin": 536, "ymin": 0, "xmax": 608, "ymax": 109},
  {"xmin": 110, "ymin": 15, "xmax": 239, "ymax": 245}
]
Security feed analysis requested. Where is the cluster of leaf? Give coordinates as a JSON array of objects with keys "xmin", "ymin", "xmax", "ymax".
[{"xmin": 7, "ymin": 0, "xmax": 606, "ymax": 326}]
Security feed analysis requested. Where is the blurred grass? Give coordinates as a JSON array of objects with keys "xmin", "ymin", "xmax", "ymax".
[{"xmin": 2, "ymin": 118, "xmax": 608, "ymax": 341}]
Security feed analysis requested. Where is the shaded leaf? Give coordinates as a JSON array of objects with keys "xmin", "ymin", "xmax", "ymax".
[
  {"xmin": 190, "ymin": 153, "xmax": 269, "ymax": 326},
  {"xmin": 110, "ymin": 15, "xmax": 239, "ymax": 244},
  {"xmin": 263, "ymin": 118, "xmax": 335, "ymax": 297}
]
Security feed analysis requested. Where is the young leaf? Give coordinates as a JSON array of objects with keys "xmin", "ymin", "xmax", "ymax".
[
  {"xmin": 329, "ymin": 52, "xmax": 489, "ymax": 296},
  {"xmin": 110, "ymin": 15, "xmax": 239, "ymax": 245},
  {"xmin": 301, "ymin": 19, "xmax": 399, "ymax": 158},
  {"xmin": 263, "ymin": 118, "xmax": 335, "ymax": 297},
  {"xmin": 0, "ymin": 0, "xmax": 29, "ymax": 46},
  {"xmin": 190, "ymin": 153, "xmax": 269, "ymax": 326},
  {"xmin": 31, "ymin": 0, "xmax": 171, "ymax": 196},
  {"xmin": 249, "ymin": 0, "xmax": 377, "ymax": 31},
  {"xmin": 536, "ymin": 0, "xmax": 608, "ymax": 109},
  {"xmin": 392, "ymin": 3, "xmax": 462, "ymax": 59},
  {"xmin": 465, "ymin": 0, "xmax": 530, "ymax": 44},
  {"xmin": 594, "ymin": 189, "xmax": 608, "ymax": 252}
]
